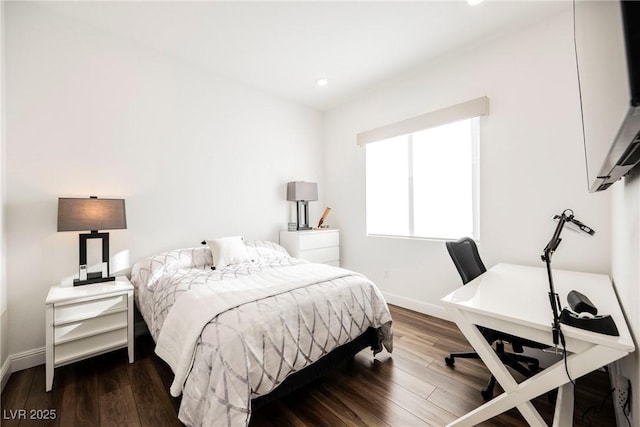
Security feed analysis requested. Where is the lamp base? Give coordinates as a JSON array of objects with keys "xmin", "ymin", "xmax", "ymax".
[
  {"xmin": 74, "ymin": 273, "xmax": 116, "ymax": 287},
  {"xmin": 295, "ymin": 201, "xmax": 312, "ymax": 231}
]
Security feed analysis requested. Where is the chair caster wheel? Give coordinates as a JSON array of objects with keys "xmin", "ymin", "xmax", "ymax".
[
  {"xmin": 445, "ymin": 356, "xmax": 455, "ymax": 367},
  {"xmin": 481, "ymin": 388, "xmax": 493, "ymax": 400}
]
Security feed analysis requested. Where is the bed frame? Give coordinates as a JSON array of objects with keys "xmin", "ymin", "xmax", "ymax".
[{"xmin": 251, "ymin": 327, "xmax": 380, "ymax": 410}]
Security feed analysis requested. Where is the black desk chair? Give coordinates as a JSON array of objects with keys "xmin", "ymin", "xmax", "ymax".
[{"xmin": 444, "ymin": 237, "xmax": 546, "ymax": 399}]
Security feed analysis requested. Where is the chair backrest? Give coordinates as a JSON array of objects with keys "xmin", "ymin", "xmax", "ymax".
[{"xmin": 446, "ymin": 237, "xmax": 486, "ymax": 285}]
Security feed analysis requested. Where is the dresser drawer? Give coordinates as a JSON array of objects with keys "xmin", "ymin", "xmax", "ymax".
[
  {"xmin": 55, "ymin": 310, "xmax": 127, "ymax": 344},
  {"xmin": 279, "ymin": 229, "xmax": 340, "ymax": 266},
  {"xmin": 55, "ymin": 327, "xmax": 128, "ymax": 366},
  {"xmin": 54, "ymin": 294, "xmax": 127, "ymax": 324},
  {"xmin": 301, "ymin": 247, "xmax": 340, "ymax": 264},
  {"xmin": 298, "ymin": 231, "xmax": 339, "ymax": 251}
]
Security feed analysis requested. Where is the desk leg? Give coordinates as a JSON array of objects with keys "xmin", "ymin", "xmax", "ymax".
[
  {"xmin": 447, "ymin": 308, "xmax": 544, "ymax": 426},
  {"xmin": 552, "ymin": 382, "xmax": 574, "ymax": 427},
  {"xmin": 447, "ymin": 308, "xmax": 627, "ymax": 427}
]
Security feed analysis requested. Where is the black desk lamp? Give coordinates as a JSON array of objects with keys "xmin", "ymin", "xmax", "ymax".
[
  {"xmin": 57, "ymin": 196, "xmax": 127, "ymax": 286},
  {"xmin": 541, "ymin": 209, "xmax": 594, "ymax": 345},
  {"xmin": 541, "ymin": 209, "xmax": 618, "ymax": 345}
]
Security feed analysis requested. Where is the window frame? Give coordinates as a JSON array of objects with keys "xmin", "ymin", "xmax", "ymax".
[{"xmin": 359, "ymin": 97, "xmax": 488, "ymax": 242}]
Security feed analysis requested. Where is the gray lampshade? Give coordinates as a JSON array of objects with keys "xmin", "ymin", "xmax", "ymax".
[
  {"xmin": 287, "ymin": 181, "xmax": 318, "ymax": 201},
  {"xmin": 57, "ymin": 197, "xmax": 127, "ymax": 232}
]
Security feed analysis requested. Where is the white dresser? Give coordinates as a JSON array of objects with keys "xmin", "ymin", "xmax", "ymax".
[
  {"xmin": 45, "ymin": 277, "xmax": 134, "ymax": 391},
  {"xmin": 279, "ymin": 229, "xmax": 340, "ymax": 266}
]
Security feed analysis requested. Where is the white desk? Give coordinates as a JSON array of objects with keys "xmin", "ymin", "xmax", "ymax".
[{"xmin": 441, "ymin": 263, "xmax": 634, "ymax": 427}]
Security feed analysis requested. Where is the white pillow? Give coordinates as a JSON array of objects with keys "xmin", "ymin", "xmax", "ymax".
[{"xmin": 207, "ymin": 236, "xmax": 251, "ymax": 269}]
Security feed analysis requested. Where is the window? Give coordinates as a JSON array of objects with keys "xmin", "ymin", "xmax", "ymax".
[{"xmin": 359, "ymin": 97, "xmax": 487, "ymax": 241}]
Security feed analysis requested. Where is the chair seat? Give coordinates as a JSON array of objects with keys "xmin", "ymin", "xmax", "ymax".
[{"xmin": 482, "ymin": 327, "xmax": 547, "ymax": 352}]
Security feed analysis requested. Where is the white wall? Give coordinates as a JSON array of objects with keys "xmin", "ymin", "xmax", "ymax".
[
  {"xmin": 0, "ymin": 0, "xmax": 9, "ymax": 388},
  {"xmin": 324, "ymin": 10, "xmax": 611, "ymax": 317},
  {"xmin": 5, "ymin": 3, "xmax": 324, "ymax": 361},
  {"xmin": 612, "ymin": 170, "xmax": 640, "ymax": 423}
]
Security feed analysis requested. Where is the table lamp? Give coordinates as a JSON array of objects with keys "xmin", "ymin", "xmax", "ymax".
[
  {"xmin": 57, "ymin": 196, "xmax": 127, "ymax": 286},
  {"xmin": 287, "ymin": 181, "xmax": 317, "ymax": 230}
]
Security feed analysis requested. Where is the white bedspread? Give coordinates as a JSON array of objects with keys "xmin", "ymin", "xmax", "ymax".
[
  {"xmin": 156, "ymin": 263, "xmax": 357, "ymax": 397},
  {"xmin": 131, "ymin": 241, "xmax": 393, "ymax": 427}
]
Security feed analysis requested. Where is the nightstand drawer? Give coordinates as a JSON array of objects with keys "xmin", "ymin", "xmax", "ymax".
[
  {"xmin": 298, "ymin": 231, "xmax": 339, "ymax": 251},
  {"xmin": 55, "ymin": 310, "xmax": 128, "ymax": 344},
  {"xmin": 54, "ymin": 327, "xmax": 128, "ymax": 366},
  {"xmin": 54, "ymin": 294, "xmax": 127, "ymax": 324},
  {"xmin": 301, "ymin": 247, "xmax": 340, "ymax": 264}
]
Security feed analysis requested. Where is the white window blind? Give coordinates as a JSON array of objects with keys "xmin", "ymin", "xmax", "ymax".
[{"xmin": 357, "ymin": 96, "xmax": 488, "ymax": 146}]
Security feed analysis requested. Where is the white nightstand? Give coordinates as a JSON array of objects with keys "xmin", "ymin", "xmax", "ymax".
[
  {"xmin": 279, "ymin": 229, "xmax": 340, "ymax": 266},
  {"xmin": 45, "ymin": 277, "xmax": 134, "ymax": 391}
]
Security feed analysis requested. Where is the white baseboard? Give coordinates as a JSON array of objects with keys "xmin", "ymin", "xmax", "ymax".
[
  {"xmin": 382, "ymin": 292, "xmax": 452, "ymax": 321},
  {"xmin": 0, "ymin": 356, "xmax": 10, "ymax": 392},
  {"xmin": 10, "ymin": 347, "xmax": 45, "ymax": 373}
]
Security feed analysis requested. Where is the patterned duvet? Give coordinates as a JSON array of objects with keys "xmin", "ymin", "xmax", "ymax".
[{"xmin": 131, "ymin": 241, "xmax": 393, "ymax": 427}]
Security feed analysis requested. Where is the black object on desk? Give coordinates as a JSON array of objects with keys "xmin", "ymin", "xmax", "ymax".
[
  {"xmin": 567, "ymin": 290, "xmax": 598, "ymax": 315},
  {"xmin": 559, "ymin": 290, "xmax": 619, "ymax": 336}
]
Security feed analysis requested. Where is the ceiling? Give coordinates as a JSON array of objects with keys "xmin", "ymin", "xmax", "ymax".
[{"xmin": 39, "ymin": 1, "xmax": 571, "ymax": 111}]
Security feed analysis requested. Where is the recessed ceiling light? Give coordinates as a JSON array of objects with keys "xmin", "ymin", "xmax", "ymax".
[
  {"xmin": 468, "ymin": 0, "xmax": 485, "ymax": 5},
  {"xmin": 316, "ymin": 78, "xmax": 329, "ymax": 87}
]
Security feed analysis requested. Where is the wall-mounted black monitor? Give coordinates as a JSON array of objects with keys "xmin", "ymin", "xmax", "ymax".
[{"xmin": 576, "ymin": 0, "xmax": 640, "ymax": 192}]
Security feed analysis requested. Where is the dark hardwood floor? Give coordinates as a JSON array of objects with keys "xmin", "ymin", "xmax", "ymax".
[{"xmin": 2, "ymin": 305, "xmax": 616, "ymax": 426}]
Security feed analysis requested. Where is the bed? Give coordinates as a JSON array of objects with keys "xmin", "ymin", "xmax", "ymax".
[{"xmin": 130, "ymin": 239, "xmax": 393, "ymax": 427}]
